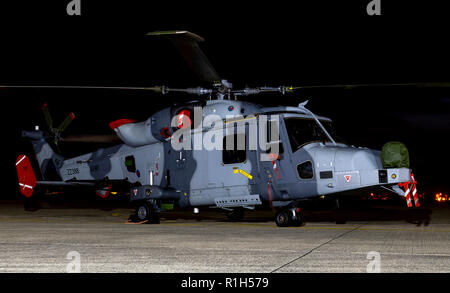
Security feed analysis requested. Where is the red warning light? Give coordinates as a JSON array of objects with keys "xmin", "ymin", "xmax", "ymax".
[{"xmin": 177, "ymin": 110, "xmax": 191, "ymax": 129}]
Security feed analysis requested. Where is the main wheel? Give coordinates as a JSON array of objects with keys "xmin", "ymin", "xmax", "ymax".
[
  {"xmin": 275, "ymin": 210, "xmax": 290, "ymax": 227},
  {"xmin": 135, "ymin": 202, "xmax": 160, "ymax": 224},
  {"xmin": 136, "ymin": 203, "xmax": 150, "ymax": 222}
]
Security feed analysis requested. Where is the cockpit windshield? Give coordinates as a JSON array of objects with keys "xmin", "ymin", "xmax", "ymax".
[{"xmin": 284, "ymin": 117, "xmax": 342, "ymax": 152}]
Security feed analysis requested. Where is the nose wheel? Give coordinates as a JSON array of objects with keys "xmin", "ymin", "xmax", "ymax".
[{"xmin": 275, "ymin": 207, "xmax": 304, "ymax": 227}]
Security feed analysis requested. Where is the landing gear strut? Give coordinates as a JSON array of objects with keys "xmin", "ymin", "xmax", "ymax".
[
  {"xmin": 334, "ymin": 196, "xmax": 347, "ymax": 224},
  {"xmin": 226, "ymin": 208, "xmax": 245, "ymax": 222},
  {"xmin": 135, "ymin": 201, "xmax": 160, "ymax": 224},
  {"xmin": 275, "ymin": 207, "xmax": 304, "ymax": 227}
]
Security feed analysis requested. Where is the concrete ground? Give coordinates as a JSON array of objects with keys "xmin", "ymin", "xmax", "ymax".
[{"xmin": 0, "ymin": 200, "xmax": 449, "ymax": 273}]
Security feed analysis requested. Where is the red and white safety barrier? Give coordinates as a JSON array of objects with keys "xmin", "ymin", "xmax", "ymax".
[
  {"xmin": 398, "ymin": 173, "xmax": 420, "ymax": 208},
  {"xmin": 410, "ymin": 173, "xmax": 420, "ymax": 207}
]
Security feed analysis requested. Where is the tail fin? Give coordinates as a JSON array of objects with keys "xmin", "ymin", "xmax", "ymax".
[
  {"xmin": 15, "ymin": 155, "xmax": 37, "ymax": 197},
  {"xmin": 22, "ymin": 130, "xmax": 64, "ymax": 181}
]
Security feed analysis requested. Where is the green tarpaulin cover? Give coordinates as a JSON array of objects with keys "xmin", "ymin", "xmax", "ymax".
[{"xmin": 381, "ymin": 141, "xmax": 410, "ymax": 168}]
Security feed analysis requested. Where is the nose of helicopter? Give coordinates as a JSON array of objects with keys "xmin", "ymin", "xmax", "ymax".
[
  {"xmin": 309, "ymin": 144, "xmax": 383, "ymax": 172},
  {"xmin": 333, "ymin": 147, "xmax": 383, "ymax": 171},
  {"xmin": 306, "ymin": 144, "xmax": 410, "ymax": 196}
]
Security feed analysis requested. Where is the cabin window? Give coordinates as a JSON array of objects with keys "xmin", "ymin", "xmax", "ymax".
[
  {"xmin": 297, "ymin": 161, "xmax": 314, "ymax": 179},
  {"xmin": 124, "ymin": 155, "xmax": 136, "ymax": 172},
  {"xmin": 223, "ymin": 134, "xmax": 246, "ymax": 164}
]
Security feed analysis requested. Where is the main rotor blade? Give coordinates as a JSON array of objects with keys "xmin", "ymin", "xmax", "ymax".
[
  {"xmin": 288, "ymin": 82, "xmax": 450, "ymax": 91},
  {"xmin": 57, "ymin": 112, "xmax": 75, "ymax": 134},
  {"xmin": 0, "ymin": 85, "xmax": 165, "ymax": 92},
  {"xmin": 41, "ymin": 103, "xmax": 53, "ymax": 130},
  {"xmin": 63, "ymin": 134, "xmax": 121, "ymax": 143},
  {"xmin": 147, "ymin": 31, "xmax": 221, "ymax": 83}
]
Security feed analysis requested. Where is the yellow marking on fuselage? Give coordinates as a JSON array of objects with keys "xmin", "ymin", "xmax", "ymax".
[
  {"xmin": 239, "ymin": 169, "xmax": 253, "ymax": 180},
  {"xmin": 224, "ymin": 116, "xmax": 257, "ymax": 124},
  {"xmin": 232, "ymin": 168, "xmax": 252, "ymax": 179}
]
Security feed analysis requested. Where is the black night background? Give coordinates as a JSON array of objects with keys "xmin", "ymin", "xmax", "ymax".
[{"xmin": 1, "ymin": 0, "xmax": 449, "ymax": 199}]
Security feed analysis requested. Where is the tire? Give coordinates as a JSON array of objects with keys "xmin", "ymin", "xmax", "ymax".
[
  {"xmin": 135, "ymin": 202, "xmax": 160, "ymax": 224},
  {"xmin": 275, "ymin": 210, "xmax": 290, "ymax": 227},
  {"xmin": 291, "ymin": 208, "xmax": 304, "ymax": 227},
  {"xmin": 136, "ymin": 203, "xmax": 150, "ymax": 222}
]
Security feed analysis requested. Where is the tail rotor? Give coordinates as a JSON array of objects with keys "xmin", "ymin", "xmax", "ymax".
[{"xmin": 41, "ymin": 103, "xmax": 75, "ymax": 150}]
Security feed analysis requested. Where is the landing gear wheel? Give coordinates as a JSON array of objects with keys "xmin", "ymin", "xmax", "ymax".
[
  {"xmin": 135, "ymin": 202, "xmax": 160, "ymax": 224},
  {"xmin": 276, "ymin": 208, "xmax": 304, "ymax": 227},
  {"xmin": 226, "ymin": 208, "xmax": 245, "ymax": 222},
  {"xmin": 136, "ymin": 204, "xmax": 149, "ymax": 222},
  {"xmin": 275, "ymin": 210, "xmax": 290, "ymax": 227}
]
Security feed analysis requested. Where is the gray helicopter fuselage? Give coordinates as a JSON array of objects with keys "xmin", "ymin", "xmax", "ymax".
[{"xmin": 55, "ymin": 99, "xmax": 410, "ymax": 210}]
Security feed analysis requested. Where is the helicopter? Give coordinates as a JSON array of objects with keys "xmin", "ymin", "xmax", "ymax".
[{"xmin": 13, "ymin": 30, "xmax": 433, "ymax": 227}]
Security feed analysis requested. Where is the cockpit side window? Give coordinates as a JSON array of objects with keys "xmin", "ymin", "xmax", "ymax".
[
  {"xmin": 284, "ymin": 118, "xmax": 332, "ymax": 152},
  {"xmin": 297, "ymin": 161, "xmax": 314, "ymax": 179}
]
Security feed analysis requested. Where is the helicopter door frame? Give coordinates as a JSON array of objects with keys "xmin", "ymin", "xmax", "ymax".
[
  {"xmin": 263, "ymin": 115, "xmax": 289, "ymax": 182},
  {"xmin": 205, "ymin": 122, "xmax": 252, "ymax": 194},
  {"xmin": 278, "ymin": 114, "xmax": 320, "ymax": 198}
]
